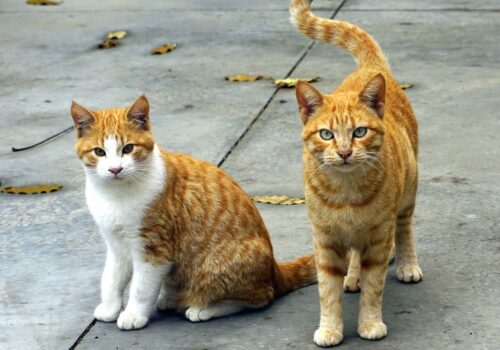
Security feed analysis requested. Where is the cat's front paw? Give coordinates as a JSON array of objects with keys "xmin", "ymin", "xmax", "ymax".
[
  {"xmin": 343, "ymin": 275, "xmax": 360, "ymax": 293},
  {"xmin": 117, "ymin": 310, "xmax": 149, "ymax": 330},
  {"xmin": 358, "ymin": 321, "xmax": 387, "ymax": 340},
  {"xmin": 396, "ymin": 263, "xmax": 423, "ymax": 283},
  {"xmin": 94, "ymin": 303, "xmax": 121, "ymax": 322},
  {"xmin": 314, "ymin": 327, "xmax": 343, "ymax": 347}
]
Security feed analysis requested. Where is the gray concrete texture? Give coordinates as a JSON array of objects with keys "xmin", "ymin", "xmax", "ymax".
[{"xmin": 0, "ymin": 0, "xmax": 498, "ymax": 349}]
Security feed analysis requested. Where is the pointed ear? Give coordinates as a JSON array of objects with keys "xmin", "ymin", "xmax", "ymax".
[
  {"xmin": 71, "ymin": 101, "xmax": 95, "ymax": 137},
  {"xmin": 127, "ymin": 95, "xmax": 150, "ymax": 131},
  {"xmin": 295, "ymin": 81, "xmax": 324, "ymax": 124},
  {"xmin": 359, "ymin": 74, "xmax": 386, "ymax": 118}
]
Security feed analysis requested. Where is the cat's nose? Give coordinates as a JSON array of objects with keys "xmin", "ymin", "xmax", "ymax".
[
  {"xmin": 337, "ymin": 150, "xmax": 352, "ymax": 160},
  {"xmin": 109, "ymin": 167, "xmax": 123, "ymax": 175}
]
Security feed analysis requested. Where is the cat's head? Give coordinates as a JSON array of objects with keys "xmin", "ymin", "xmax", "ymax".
[
  {"xmin": 71, "ymin": 95, "xmax": 156, "ymax": 183},
  {"xmin": 295, "ymin": 74, "xmax": 386, "ymax": 174}
]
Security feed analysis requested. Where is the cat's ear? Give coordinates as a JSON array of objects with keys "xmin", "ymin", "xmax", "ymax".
[
  {"xmin": 359, "ymin": 74, "xmax": 386, "ymax": 118},
  {"xmin": 127, "ymin": 95, "xmax": 150, "ymax": 131},
  {"xmin": 71, "ymin": 101, "xmax": 95, "ymax": 137},
  {"xmin": 296, "ymin": 81, "xmax": 324, "ymax": 124}
]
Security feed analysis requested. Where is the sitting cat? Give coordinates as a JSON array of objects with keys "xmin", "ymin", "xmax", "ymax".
[
  {"xmin": 71, "ymin": 95, "xmax": 316, "ymax": 330},
  {"xmin": 290, "ymin": 0, "xmax": 423, "ymax": 346}
]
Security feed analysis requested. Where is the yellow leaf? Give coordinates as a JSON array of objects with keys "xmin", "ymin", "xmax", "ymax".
[
  {"xmin": 152, "ymin": 44, "xmax": 177, "ymax": 55},
  {"xmin": 252, "ymin": 195, "xmax": 305, "ymax": 205},
  {"xmin": 107, "ymin": 30, "xmax": 127, "ymax": 40},
  {"xmin": 98, "ymin": 40, "xmax": 119, "ymax": 49},
  {"xmin": 27, "ymin": 0, "xmax": 60, "ymax": 5},
  {"xmin": 225, "ymin": 74, "xmax": 265, "ymax": 82},
  {"xmin": 274, "ymin": 77, "xmax": 320, "ymax": 88},
  {"xmin": 399, "ymin": 83, "xmax": 414, "ymax": 90},
  {"xmin": 0, "ymin": 184, "xmax": 63, "ymax": 195}
]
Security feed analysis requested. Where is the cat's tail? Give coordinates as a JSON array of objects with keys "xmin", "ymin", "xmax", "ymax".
[
  {"xmin": 289, "ymin": 0, "xmax": 388, "ymax": 69},
  {"xmin": 273, "ymin": 254, "xmax": 317, "ymax": 296}
]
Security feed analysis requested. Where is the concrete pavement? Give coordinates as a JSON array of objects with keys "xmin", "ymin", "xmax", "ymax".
[{"xmin": 1, "ymin": 0, "xmax": 499, "ymax": 349}]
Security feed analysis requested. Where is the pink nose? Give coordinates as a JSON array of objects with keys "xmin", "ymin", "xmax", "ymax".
[
  {"xmin": 337, "ymin": 150, "xmax": 352, "ymax": 160},
  {"xmin": 109, "ymin": 167, "xmax": 123, "ymax": 175}
]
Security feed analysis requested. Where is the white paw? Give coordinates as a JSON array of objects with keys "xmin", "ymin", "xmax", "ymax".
[
  {"xmin": 94, "ymin": 303, "xmax": 121, "ymax": 322},
  {"xmin": 314, "ymin": 327, "xmax": 343, "ymax": 347},
  {"xmin": 117, "ymin": 310, "xmax": 149, "ymax": 330},
  {"xmin": 185, "ymin": 306, "xmax": 214, "ymax": 323},
  {"xmin": 343, "ymin": 275, "xmax": 360, "ymax": 293},
  {"xmin": 396, "ymin": 263, "xmax": 423, "ymax": 283},
  {"xmin": 358, "ymin": 321, "xmax": 387, "ymax": 340}
]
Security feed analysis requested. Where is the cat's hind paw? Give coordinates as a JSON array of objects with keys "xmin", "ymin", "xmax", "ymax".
[
  {"xmin": 396, "ymin": 263, "xmax": 423, "ymax": 283},
  {"xmin": 343, "ymin": 275, "xmax": 360, "ymax": 293},
  {"xmin": 185, "ymin": 306, "xmax": 214, "ymax": 322},
  {"xmin": 117, "ymin": 310, "xmax": 149, "ymax": 330},
  {"xmin": 314, "ymin": 327, "xmax": 343, "ymax": 347},
  {"xmin": 94, "ymin": 303, "xmax": 121, "ymax": 322},
  {"xmin": 358, "ymin": 321, "xmax": 387, "ymax": 340}
]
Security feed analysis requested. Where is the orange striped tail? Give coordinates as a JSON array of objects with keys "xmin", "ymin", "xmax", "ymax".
[
  {"xmin": 273, "ymin": 254, "xmax": 317, "ymax": 296},
  {"xmin": 289, "ymin": 0, "xmax": 388, "ymax": 69}
]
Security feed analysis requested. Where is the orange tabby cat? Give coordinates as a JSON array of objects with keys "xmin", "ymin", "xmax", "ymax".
[
  {"xmin": 290, "ymin": 0, "xmax": 423, "ymax": 346},
  {"xmin": 71, "ymin": 95, "xmax": 315, "ymax": 330}
]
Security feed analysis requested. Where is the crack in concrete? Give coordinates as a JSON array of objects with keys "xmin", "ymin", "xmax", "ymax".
[
  {"xmin": 217, "ymin": 0, "xmax": 350, "ymax": 168},
  {"xmin": 68, "ymin": 319, "xmax": 96, "ymax": 350}
]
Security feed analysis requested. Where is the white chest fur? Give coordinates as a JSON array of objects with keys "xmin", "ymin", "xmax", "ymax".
[{"xmin": 85, "ymin": 145, "xmax": 166, "ymax": 249}]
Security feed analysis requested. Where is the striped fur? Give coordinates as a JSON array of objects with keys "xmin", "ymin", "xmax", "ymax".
[
  {"xmin": 290, "ymin": 0, "xmax": 422, "ymax": 346},
  {"xmin": 72, "ymin": 96, "xmax": 316, "ymax": 330}
]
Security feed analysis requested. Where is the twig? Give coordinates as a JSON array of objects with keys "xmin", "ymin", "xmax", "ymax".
[{"xmin": 11, "ymin": 126, "xmax": 74, "ymax": 152}]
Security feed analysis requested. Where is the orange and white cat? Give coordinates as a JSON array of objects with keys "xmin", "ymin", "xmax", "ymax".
[
  {"xmin": 71, "ymin": 96, "xmax": 316, "ymax": 330},
  {"xmin": 290, "ymin": 0, "xmax": 423, "ymax": 346}
]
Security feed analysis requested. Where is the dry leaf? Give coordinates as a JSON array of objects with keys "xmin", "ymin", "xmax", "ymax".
[
  {"xmin": 225, "ymin": 74, "xmax": 265, "ymax": 82},
  {"xmin": 399, "ymin": 83, "xmax": 414, "ymax": 90},
  {"xmin": 107, "ymin": 30, "xmax": 127, "ymax": 40},
  {"xmin": 152, "ymin": 44, "xmax": 176, "ymax": 55},
  {"xmin": 0, "ymin": 184, "xmax": 63, "ymax": 195},
  {"xmin": 274, "ymin": 77, "xmax": 320, "ymax": 88},
  {"xmin": 252, "ymin": 195, "xmax": 305, "ymax": 205},
  {"xmin": 27, "ymin": 0, "xmax": 61, "ymax": 5},
  {"xmin": 98, "ymin": 40, "xmax": 119, "ymax": 49}
]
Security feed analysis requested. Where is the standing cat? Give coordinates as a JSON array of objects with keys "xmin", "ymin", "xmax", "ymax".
[
  {"xmin": 290, "ymin": 0, "xmax": 423, "ymax": 346},
  {"xmin": 71, "ymin": 95, "xmax": 316, "ymax": 330}
]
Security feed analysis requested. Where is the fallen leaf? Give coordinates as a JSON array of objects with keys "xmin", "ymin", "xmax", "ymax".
[
  {"xmin": 252, "ymin": 195, "xmax": 305, "ymax": 205},
  {"xmin": 106, "ymin": 30, "xmax": 127, "ymax": 40},
  {"xmin": 27, "ymin": 0, "xmax": 61, "ymax": 5},
  {"xmin": 152, "ymin": 44, "xmax": 176, "ymax": 55},
  {"xmin": 274, "ymin": 77, "xmax": 320, "ymax": 88},
  {"xmin": 225, "ymin": 74, "xmax": 265, "ymax": 82},
  {"xmin": 399, "ymin": 83, "xmax": 414, "ymax": 90},
  {"xmin": 0, "ymin": 184, "xmax": 63, "ymax": 195},
  {"xmin": 98, "ymin": 40, "xmax": 119, "ymax": 49}
]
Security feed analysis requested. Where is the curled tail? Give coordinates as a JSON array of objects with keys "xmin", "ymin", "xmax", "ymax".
[
  {"xmin": 289, "ymin": 0, "xmax": 388, "ymax": 69},
  {"xmin": 273, "ymin": 254, "xmax": 317, "ymax": 296}
]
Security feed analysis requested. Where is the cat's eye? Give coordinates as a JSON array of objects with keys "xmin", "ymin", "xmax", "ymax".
[
  {"xmin": 319, "ymin": 129, "xmax": 334, "ymax": 140},
  {"xmin": 122, "ymin": 144, "xmax": 134, "ymax": 154},
  {"xmin": 353, "ymin": 127, "xmax": 368, "ymax": 138},
  {"xmin": 94, "ymin": 148, "xmax": 106, "ymax": 157}
]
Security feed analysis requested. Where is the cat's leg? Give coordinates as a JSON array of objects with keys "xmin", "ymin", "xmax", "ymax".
[
  {"xmin": 185, "ymin": 300, "xmax": 265, "ymax": 322},
  {"xmin": 156, "ymin": 276, "xmax": 178, "ymax": 311},
  {"xmin": 117, "ymin": 259, "xmax": 172, "ymax": 330},
  {"xmin": 357, "ymin": 228, "xmax": 393, "ymax": 340},
  {"xmin": 344, "ymin": 248, "xmax": 361, "ymax": 293},
  {"xmin": 312, "ymin": 230, "xmax": 346, "ymax": 347},
  {"xmin": 395, "ymin": 205, "xmax": 423, "ymax": 283},
  {"xmin": 94, "ymin": 241, "xmax": 132, "ymax": 322}
]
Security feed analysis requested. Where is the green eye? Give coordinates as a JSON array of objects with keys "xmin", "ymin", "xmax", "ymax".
[
  {"xmin": 122, "ymin": 144, "xmax": 134, "ymax": 154},
  {"xmin": 353, "ymin": 127, "xmax": 368, "ymax": 138},
  {"xmin": 94, "ymin": 148, "xmax": 106, "ymax": 157},
  {"xmin": 319, "ymin": 129, "xmax": 334, "ymax": 140}
]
